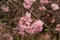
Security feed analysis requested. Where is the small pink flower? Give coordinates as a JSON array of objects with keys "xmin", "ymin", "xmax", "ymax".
[
  {"xmin": 39, "ymin": 6, "xmax": 46, "ymax": 11},
  {"xmin": 40, "ymin": 0, "xmax": 51, "ymax": 4},
  {"xmin": 26, "ymin": 29, "xmax": 35, "ymax": 34},
  {"xmin": 19, "ymin": 27, "xmax": 25, "ymax": 35},
  {"xmin": 38, "ymin": 20, "xmax": 44, "ymax": 25},
  {"xmin": 51, "ymin": 3, "xmax": 59, "ymax": 10},
  {"xmin": 33, "ymin": 20, "xmax": 43, "ymax": 26},
  {"xmin": 27, "ymin": 18, "xmax": 32, "ymax": 22},
  {"xmin": 32, "ymin": 20, "xmax": 43, "ymax": 32},
  {"xmin": 19, "ymin": 20, "xmax": 23, "ymax": 25},
  {"xmin": 26, "ymin": 22, "xmax": 31, "ymax": 25},
  {"xmin": 51, "ymin": 18, "xmax": 55, "ymax": 23},
  {"xmin": 19, "ymin": 17, "xmax": 26, "ymax": 25},
  {"xmin": 36, "ymin": 26, "xmax": 43, "ymax": 32},
  {"xmin": 20, "ymin": 17, "xmax": 27, "ymax": 21},
  {"xmin": 25, "ymin": 11, "xmax": 31, "ymax": 18},
  {"xmin": 23, "ymin": 2, "xmax": 31, "ymax": 9},
  {"xmin": 20, "ymin": 25, "xmax": 27, "ymax": 29},
  {"xmin": 23, "ymin": 0, "xmax": 36, "ymax": 9},
  {"xmin": 55, "ymin": 24, "xmax": 60, "ymax": 32},
  {"xmin": 2, "ymin": 5, "xmax": 9, "ymax": 12}
]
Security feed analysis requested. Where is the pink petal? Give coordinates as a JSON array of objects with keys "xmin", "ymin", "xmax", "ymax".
[
  {"xmin": 51, "ymin": 3, "xmax": 59, "ymax": 10},
  {"xmin": 23, "ymin": 2, "xmax": 31, "ymax": 9},
  {"xmin": 39, "ymin": 6, "xmax": 46, "ymax": 11}
]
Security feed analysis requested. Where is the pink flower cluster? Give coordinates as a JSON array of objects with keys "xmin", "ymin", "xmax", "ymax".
[
  {"xmin": 51, "ymin": 3, "xmax": 59, "ymax": 10},
  {"xmin": 39, "ymin": 0, "xmax": 59, "ymax": 11},
  {"xmin": 18, "ymin": 11, "xmax": 43, "ymax": 35},
  {"xmin": 39, "ymin": 6, "xmax": 46, "ymax": 11},
  {"xmin": 23, "ymin": 0, "xmax": 36, "ymax": 9},
  {"xmin": 55, "ymin": 24, "xmax": 60, "ymax": 32}
]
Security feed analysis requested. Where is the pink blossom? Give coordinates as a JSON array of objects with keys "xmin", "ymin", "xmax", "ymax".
[
  {"xmin": 35, "ymin": 26, "xmax": 43, "ymax": 32},
  {"xmin": 26, "ymin": 21, "xmax": 31, "ymax": 25},
  {"xmin": 18, "ymin": 12, "xmax": 43, "ymax": 35},
  {"xmin": 27, "ymin": 18, "xmax": 32, "ymax": 22},
  {"xmin": 19, "ymin": 25, "xmax": 27, "ymax": 30},
  {"xmin": 25, "ymin": 11, "xmax": 32, "ymax": 22},
  {"xmin": 20, "ymin": 17, "xmax": 27, "ymax": 21},
  {"xmin": 50, "ymin": 18, "xmax": 55, "ymax": 23},
  {"xmin": 26, "ymin": 29, "xmax": 35, "ymax": 34},
  {"xmin": 32, "ymin": 20, "xmax": 43, "ymax": 32},
  {"xmin": 39, "ymin": 6, "xmax": 46, "ymax": 11},
  {"xmin": 25, "ymin": 11, "xmax": 31, "ymax": 18},
  {"xmin": 40, "ymin": 0, "xmax": 51, "ymax": 4},
  {"xmin": 51, "ymin": 3, "xmax": 59, "ymax": 10},
  {"xmin": 2, "ymin": 5, "xmax": 9, "ymax": 12},
  {"xmin": 19, "ymin": 27, "xmax": 25, "ymax": 35},
  {"xmin": 25, "ymin": 25, "xmax": 35, "ymax": 34},
  {"xmin": 33, "ymin": 20, "xmax": 43, "ymax": 27},
  {"xmin": 19, "ymin": 17, "xmax": 26, "ymax": 25},
  {"xmin": 23, "ymin": 2, "xmax": 31, "ymax": 9},
  {"xmin": 55, "ymin": 24, "xmax": 60, "ymax": 32},
  {"xmin": 23, "ymin": 0, "xmax": 36, "ymax": 9}
]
